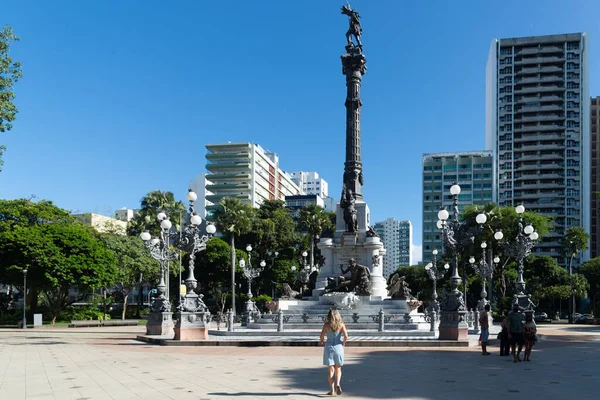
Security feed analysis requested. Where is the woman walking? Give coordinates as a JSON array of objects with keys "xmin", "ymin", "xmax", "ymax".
[
  {"xmin": 523, "ymin": 312, "xmax": 537, "ymax": 361},
  {"xmin": 320, "ymin": 309, "xmax": 349, "ymax": 396}
]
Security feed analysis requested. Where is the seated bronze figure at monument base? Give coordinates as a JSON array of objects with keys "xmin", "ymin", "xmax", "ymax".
[{"xmin": 324, "ymin": 258, "xmax": 372, "ymax": 296}]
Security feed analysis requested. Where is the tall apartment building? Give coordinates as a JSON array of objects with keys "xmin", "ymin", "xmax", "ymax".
[
  {"xmin": 422, "ymin": 151, "xmax": 494, "ymax": 263},
  {"xmin": 189, "ymin": 173, "xmax": 213, "ymax": 218},
  {"xmin": 289, "ymin": 171, "xmax": 329, "ymax": 198},
  {"xmin": 204, "ymin": 142, "xmax": 301, "ymax": 214},
  {"xmin": 486, "ymin": 33, "xmax": 590, "ymax": 266},
  {"xmin": 591, "ymin": 97, "xmax": 600, "ymax": 258},
  {"xmin": 373, "ymin": 218, "xmax": 413, "ymax": 278}
]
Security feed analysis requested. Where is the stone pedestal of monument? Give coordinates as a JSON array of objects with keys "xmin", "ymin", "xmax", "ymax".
[
  {"xmin": 438, "ymin": 310, "xmax": 468, "ymax": 340},
  {"xmin": 174, "ymin": 311, "xmax": 210, "ymax": 341},
  {"xmin": 314, "ymin": 200, "xmax": 387, "ymax": 298},
  {"xmin": 146, "ymin": 311, "xmax": 174, "ymax": 337}
]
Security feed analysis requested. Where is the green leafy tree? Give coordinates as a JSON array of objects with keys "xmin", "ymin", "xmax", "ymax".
[
  {"xmin": 298, "ymin": 204, "xmax": 332, "ymax": 269},
  {"xmin": 462, "ymin": 203, "xmax": 551, "ymax": 298},
  {"xmin": 127, "ymin": 190, "xmax": 185, "ymax": 237},
  {"xmin": 0, "ymin": 25, "xmax": 23, "ymax": 171},
  {"xmin": 0, "ymin": 223, "xmax": 117, "ymax": 323},
  {"xmin": 562, "ymin": 226, "xmax": 589, "ymax": 268},
  {"xmin": 210, "ymin": 197, "xmax": 254, "ymax": 312},
  {"xmin": 98, "ymin": 234, "xmax": 159, "ymax": 319},
  {"xmin": 0, "ymin": 199, "xmax": 75, "ymax": 312},
  {"xmin": 581, "ymin": 258, "xmax": 600, "ymax": 316}
]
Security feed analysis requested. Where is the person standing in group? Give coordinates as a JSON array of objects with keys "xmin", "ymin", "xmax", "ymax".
[
  {"xmin": 499, "ymin": 311, "xmax": 510, "ymax": 356},
  {"xmin": 522, "ymin": 312, "xmax": 537, "ymax": 361},
  {"xmin": 479, "ymin": 304, "xmax": 491, "ymax": 355},
  {"xmin": 507, "ymin": 303, "xmax": 524, "ymax": 363},
  {"xmin": 320, "ymin": 308, "xmax": 349, "ymax": 396}
]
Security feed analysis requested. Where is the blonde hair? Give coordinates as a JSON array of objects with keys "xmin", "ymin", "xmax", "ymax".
[{"xmin": 326, "ymin": 309, "xmax": 343, "ymax": 331}]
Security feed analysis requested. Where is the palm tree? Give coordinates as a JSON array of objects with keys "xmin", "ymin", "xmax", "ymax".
[
  {"xmin": 298, "ymin": 204, "xmax": 331, "ymax": 269},
  {"xmin": 211, "ymin": 197, "xmax": 254, "ymax": 314},
  {"xmin": 127, "ymin": 190, "xmax": 185, "ymax": 237}
]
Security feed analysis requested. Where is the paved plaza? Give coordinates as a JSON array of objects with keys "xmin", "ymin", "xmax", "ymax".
[{"xmin": 0, "ymin": 324, "xmax": 598, "ymax": 400}]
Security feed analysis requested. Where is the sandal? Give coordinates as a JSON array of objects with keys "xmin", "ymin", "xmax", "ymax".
[
  {"xmin": 326, "ymin": 391, "xmax": 334, "ymax": 396},
  {"xmin": 336, "ymin": 385, "xmax": 343, "ymax": 395}
]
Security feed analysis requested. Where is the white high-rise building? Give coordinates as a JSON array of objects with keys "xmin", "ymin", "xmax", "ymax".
[
  {"xmin": 189, "ymin": 173, "xmax": 213, "ymax": 218},
  {"xmin": 373, "ymin": 218, "xmax": 413, "ymax": 278},
  {"xmin": 486, "ymin": 33, "xmax": 590, "ymax": 266},
  {"xmin": 204, "ymin": 142, "xmax": 301, "ymax": 214},
  {"xmin": 289, "ymin": 171, "xmax": 329, "ymax": 198}
]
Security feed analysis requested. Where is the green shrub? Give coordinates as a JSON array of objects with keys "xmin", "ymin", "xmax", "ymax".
[{"xmin": 253, "ymin": 294, "xmax": 273, "ymax": 312}]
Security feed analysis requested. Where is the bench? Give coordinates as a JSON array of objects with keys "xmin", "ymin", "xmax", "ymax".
[
  {"xmin": 69, "ymin": 320, "xmax": 100, "ymax": 328},
  {"xmin": 101, "ymin": 319, "xmax": 139, "ymax": 327}
]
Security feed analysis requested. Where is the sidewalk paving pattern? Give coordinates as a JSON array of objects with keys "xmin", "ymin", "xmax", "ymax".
[{"xmin": 0, "ymin": 324, "xmax": 598, "ymax": 399}]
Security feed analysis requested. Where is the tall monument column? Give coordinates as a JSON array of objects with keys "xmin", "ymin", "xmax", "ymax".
[
  {"xmin": 339, "ymin": 4, "xmax": 366, "ymax": 233},
  {"xmin": 314, "ymin": 5, "xmax": 388, "ymax": 300},
  {"xmin": 342, "ymin": 46, "xmax": 366, "ymax": 202}
]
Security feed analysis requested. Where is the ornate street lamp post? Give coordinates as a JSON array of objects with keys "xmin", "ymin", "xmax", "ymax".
[
  {"xmin": 424, "ymin": 249, "xmax": 449, "ymax": 315},
  {"xmin": 240, "ymin": 245, "xmax": 265, "ymax": 326},
  {"xmin": 469, "ymin": 242, "xmax": 497, "ymax": 312},
  {"xmin": 140, "ymin": 216, "xmax": 178, "ymax": 336},
  {"xmin": 140, "ymin": 189, "xmax": 217, "ymax": 338},
  {"xmin": 22, "ymin": 269, "xmax": 28, "ymax": 329},
  {"xmin": 172, "ymin": 190, "xmax": 216, "ymax": 313},
  {"xmin": 302, "ymin": 251, "xmax": 308, "ymax": 269},
  {"xmin": 496, "ymin": 205, "xmax": 538, "ymax": 311},
  {"xmin": 437, "ymin": 182, "xmax": 487, "ymax": 340}
]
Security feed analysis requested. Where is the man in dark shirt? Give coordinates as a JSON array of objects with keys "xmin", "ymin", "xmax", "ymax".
[{"xmin": 507, "ymin": 303, "xmax": 524, "ymax": 362}]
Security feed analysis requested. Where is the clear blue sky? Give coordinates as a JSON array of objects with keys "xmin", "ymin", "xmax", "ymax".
[{"xmin": 1, "ymin": 0, "xmax": 599, "ymax": 262}]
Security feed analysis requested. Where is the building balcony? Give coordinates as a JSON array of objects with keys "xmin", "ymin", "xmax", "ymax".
[
  {"xmin": 206, "ymin": 152, "xmax": 251, "ymax": 162},
  {"xmin": 514, "ymin": 124, "xmax": 564, "ymax": 133},
  {"xmin": 514, "ymin": 153, "xmax": 563, "ymax": 161},
  {"xmin": 208, "ymin": 183, "xmax": 251, "ymax": 190},
  {"xmin": 514, "ymin": 85, "xmax": 565, "ymax": 95},
  {"xmin": 515, "ymin": 75, "xmax": 563, "ymax": 85},
  {"xmin": 517, "ymin": 65, "xmax": 563, "ymax": 75},
  {"xmin": 205, "ymin": 173, "xmax": 251, "ymax": 182},
  {"xmin": 206, "ymin": 193, "xmax": 251, "ymax": 203},
  {"xmin": 518, "ymin": 46, "xmax": 563, "ymax": 55},
  {"xmin": 516, "ymin": 95, "xmax": 563, "ymax": 104},
  {"xmin": 514, "ymin": 133, "xmax": 564, "ymax": 142},
  {"xmin": 516, "ymin": 104, "xmax": 564, "ymax": 114},
  {"xmin": 514, "ymin": 172, "xmax": 563, "ymax": 181},
  {"xmin": 515, "ymin": 143, "xmax": 564, "ymax": 152},
  {"xmin": 514, "ymin": 114, "xmax": 564, "ymax": 123},
  {"xmin": 514, "ymin": 162, "xmax": 563, "ymax": 171},
  {"xmin": 514, "ymin": 56, "xmax": 565, "ymax": 65},
  {"xmin": 205, "ymin": 162, "xmax": 251, "ymax": 173}
]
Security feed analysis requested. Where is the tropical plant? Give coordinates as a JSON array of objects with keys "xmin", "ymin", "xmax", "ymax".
[
  {"xmin": 298, "ymin": 204, "xmax": 332, "ymax": 269},
  {"xmin": 127, "ymin": 190, "xmax": 185, "ymax": 237},
  {"xmin": 98, "ymin": 234, "xmax": 159, "ymax": 319},
  {"xmin": 210, "ymin": 197, "xmax": 254, "ymax": 312}
]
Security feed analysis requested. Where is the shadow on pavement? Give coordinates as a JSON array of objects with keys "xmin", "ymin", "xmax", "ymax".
[{"xmin": 209, "ymin": 392, "xmax": 325, "ymax": 398}]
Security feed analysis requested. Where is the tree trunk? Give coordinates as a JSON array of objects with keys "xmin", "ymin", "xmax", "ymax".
[
  {"xmin": 500, "ymin": 268, "xmax": 507, "ymax": 298},
  {"xmin": 230, "ymin": 234, "xmax": 236, "ymax": 314},
  {"xmin": 122, "ymin": 292, "xmax": 128, "ymax": 320},
  {"xmin": 29, "ymin": 286, "xmax": 39, "ymax": 315},
  {"xmin": 310, "ymin": 235, "xmax": 314, "ymax": 269},
  {"xmin": 136, "ymin": 279, "xmax": 143, "ymax": 318}
]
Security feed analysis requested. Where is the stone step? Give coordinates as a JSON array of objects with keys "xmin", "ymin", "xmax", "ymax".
[{"xmin": 211, "ymin": 329, "xmax": 435, "ymax": 337}]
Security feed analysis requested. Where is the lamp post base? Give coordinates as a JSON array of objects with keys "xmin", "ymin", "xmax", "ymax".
[
  {"xmin": 146, "ymin": 311, "xmax": 174, "ymax": 337},
  {"xmin": 438, "ymin": 310, "xmax": 468, "ymax": 341},
  {"xmin": 173, "ymin": 311, "xmax": 210, "ymax": 341}
]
